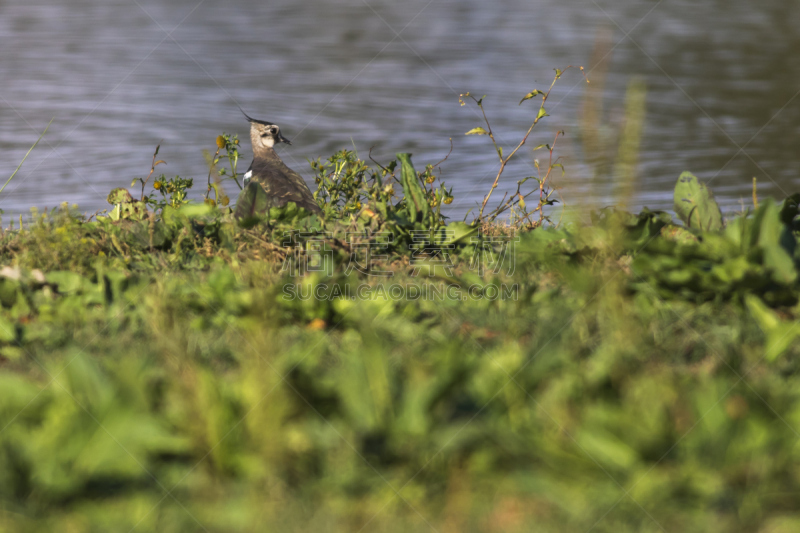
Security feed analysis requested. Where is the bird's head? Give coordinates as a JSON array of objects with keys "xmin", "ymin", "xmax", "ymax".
[{"xmin": 243, "ymin": 112, "xmax": 291, "ymax": 149}]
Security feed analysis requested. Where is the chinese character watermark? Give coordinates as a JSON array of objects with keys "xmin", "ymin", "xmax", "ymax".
[{"xmin": 277, "ymin": 229, "xmax": 520, "ymax": 301}]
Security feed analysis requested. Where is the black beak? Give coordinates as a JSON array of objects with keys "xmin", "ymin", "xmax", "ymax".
[{"xmin": 279, "ymin": 133, "xmax": 292, "ymax": 145}]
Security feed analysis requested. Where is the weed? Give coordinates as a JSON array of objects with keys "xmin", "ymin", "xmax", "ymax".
[
  {"xmin": 203, "ymin": 133, "xmax": 242, "ymax": 208},
  {"xmin": 460, "ymin": 66, "xmax": 588, "ymax": 226}
]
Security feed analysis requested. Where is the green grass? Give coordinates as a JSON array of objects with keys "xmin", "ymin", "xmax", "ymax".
[{"xmin": 0, "ymin": 194, "xmax": 799, "ymax": 532}]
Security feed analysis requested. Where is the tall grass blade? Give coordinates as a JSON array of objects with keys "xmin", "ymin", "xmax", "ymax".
[
  {"xmin": 1, "ymin": 118, "xmax": 54, "ymax": 195},
  {"xmin": 615, "ymin": 77, "xmax": 647, "ymax": 208}
]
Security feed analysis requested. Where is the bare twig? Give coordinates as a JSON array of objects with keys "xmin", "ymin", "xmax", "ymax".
[
  {"xmin": 432, "ymin": 137, "xmax": 454, "ymax": 168},
  {"xmin": 368, "ymin": 145, "xmax": 389, "ymax": 173}
]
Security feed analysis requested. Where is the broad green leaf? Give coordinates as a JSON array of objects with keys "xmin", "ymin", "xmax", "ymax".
[
  {"xmin": 673, "ymin": 171, "xmax": 723, "ymax": 231},
  {"xmin": 749, "ymin": 199, "xmax": 797, "ymax": 284},
  {"xmin": 762, "ymin": 243, "xmax": 796, "ymax": 284},
  {"xmin": 397, "ymin": 153, "xmax": 432, "ymax": 224},
  {"xmin": 105, "ymin": 189, "xmax": 148, "ymax": 221},
  {"xmin": 178, "ymin": 202, "xmax": 215, "ymax": 218},
  {"xmin": 0, "ymin": 314, "xmax": 16, "ymax": 342},
  {"xmin": 435, "ymin": 221, "xmax": 480, "ymax": 246},
  {"xmin": 576, "ymin": 428, "xmax": 638, "ymax": 470},
  {"xmin": 660, "ymin": 225, "xmax": 699, "ymax": 245},
  {"xmin": 745, "ymin": 295, "xmax": 800, "ymax": 361},
  {"xmin": 108, "ymin": 204, "xmax": 122, "ymax": 221},
  {"xmin": 107, "ymin": 188, "xmax": 134, "ymax": 205},
  {"xmin": 45, "ymin": 271, "xmax": 89, "ymax": 294},
  {"xmin": 0, "ymin": 374, "xmax": 45, "ymax": 415}
]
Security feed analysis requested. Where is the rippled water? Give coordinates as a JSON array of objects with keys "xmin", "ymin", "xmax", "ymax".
[{"xmin": 0, "ymin": 0, "xmax": 798, "ymax": 219}]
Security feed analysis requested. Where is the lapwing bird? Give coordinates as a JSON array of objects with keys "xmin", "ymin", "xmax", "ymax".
[{"xmin": 234, "ymin": 113, "xmax": 321, "ymax": 218}]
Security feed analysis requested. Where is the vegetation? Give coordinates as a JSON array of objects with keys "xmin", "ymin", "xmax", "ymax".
[{"xmin": 2, "ymin": 70, "xmax": 800, "ymax": 532}]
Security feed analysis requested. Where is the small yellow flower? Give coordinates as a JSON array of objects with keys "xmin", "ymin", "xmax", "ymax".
[
  {"xmin": 153, "ymin": 181, "xmax": 162, "ymax": 190},
  {"xmin": 308, "ymin": 318, "xmax": 326, "ymax": 331},
  {"xmin": 443, "ymin": 196, "xmax": 453, "ymax": 204},
  {"xmin": 216, "ymin": 136, "xmax": 225, "ymax": 149}
]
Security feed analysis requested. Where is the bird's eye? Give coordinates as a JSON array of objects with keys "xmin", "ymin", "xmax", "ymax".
[{"xmin": 269, "ymin": 127, "xmax": 278, "ymax": 134}]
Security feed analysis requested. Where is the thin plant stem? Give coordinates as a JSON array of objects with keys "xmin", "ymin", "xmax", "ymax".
[
  {"xmin": 140, "ymin": 142, "xmax": 165, "ymax": 202},
  {"xmin": 1, "ymin": 118, "xmax": 54, "ymax": 195},
  {"xmin": 462, "ymin": 66, "xmax": 587, "ymax": 222}
]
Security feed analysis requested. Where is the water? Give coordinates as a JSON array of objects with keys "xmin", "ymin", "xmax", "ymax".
[{"xmin": 1, "ymin": 0, "xmax": 798, "ymax": 220}]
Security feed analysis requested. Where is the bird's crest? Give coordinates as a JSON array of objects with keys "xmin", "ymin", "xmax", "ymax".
[{"xmin": 240, "ymin": 109, "xmax": 275, "ymax": 127}]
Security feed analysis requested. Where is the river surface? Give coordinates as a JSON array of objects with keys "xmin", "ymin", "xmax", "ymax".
[{"xmin": 1, "ymin": 0, "xmax": 798, "ymax": 220}]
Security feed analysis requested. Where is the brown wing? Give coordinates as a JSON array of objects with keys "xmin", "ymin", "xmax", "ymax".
[{"xmin": 249, "ymin": 159, "xmax": 321, "ymax": 214}]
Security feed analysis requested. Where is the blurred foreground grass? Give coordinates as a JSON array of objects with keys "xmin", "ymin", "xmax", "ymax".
[{"xmin": 0, "ymin": 196, "xmax": 799, "ymax": 533}]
